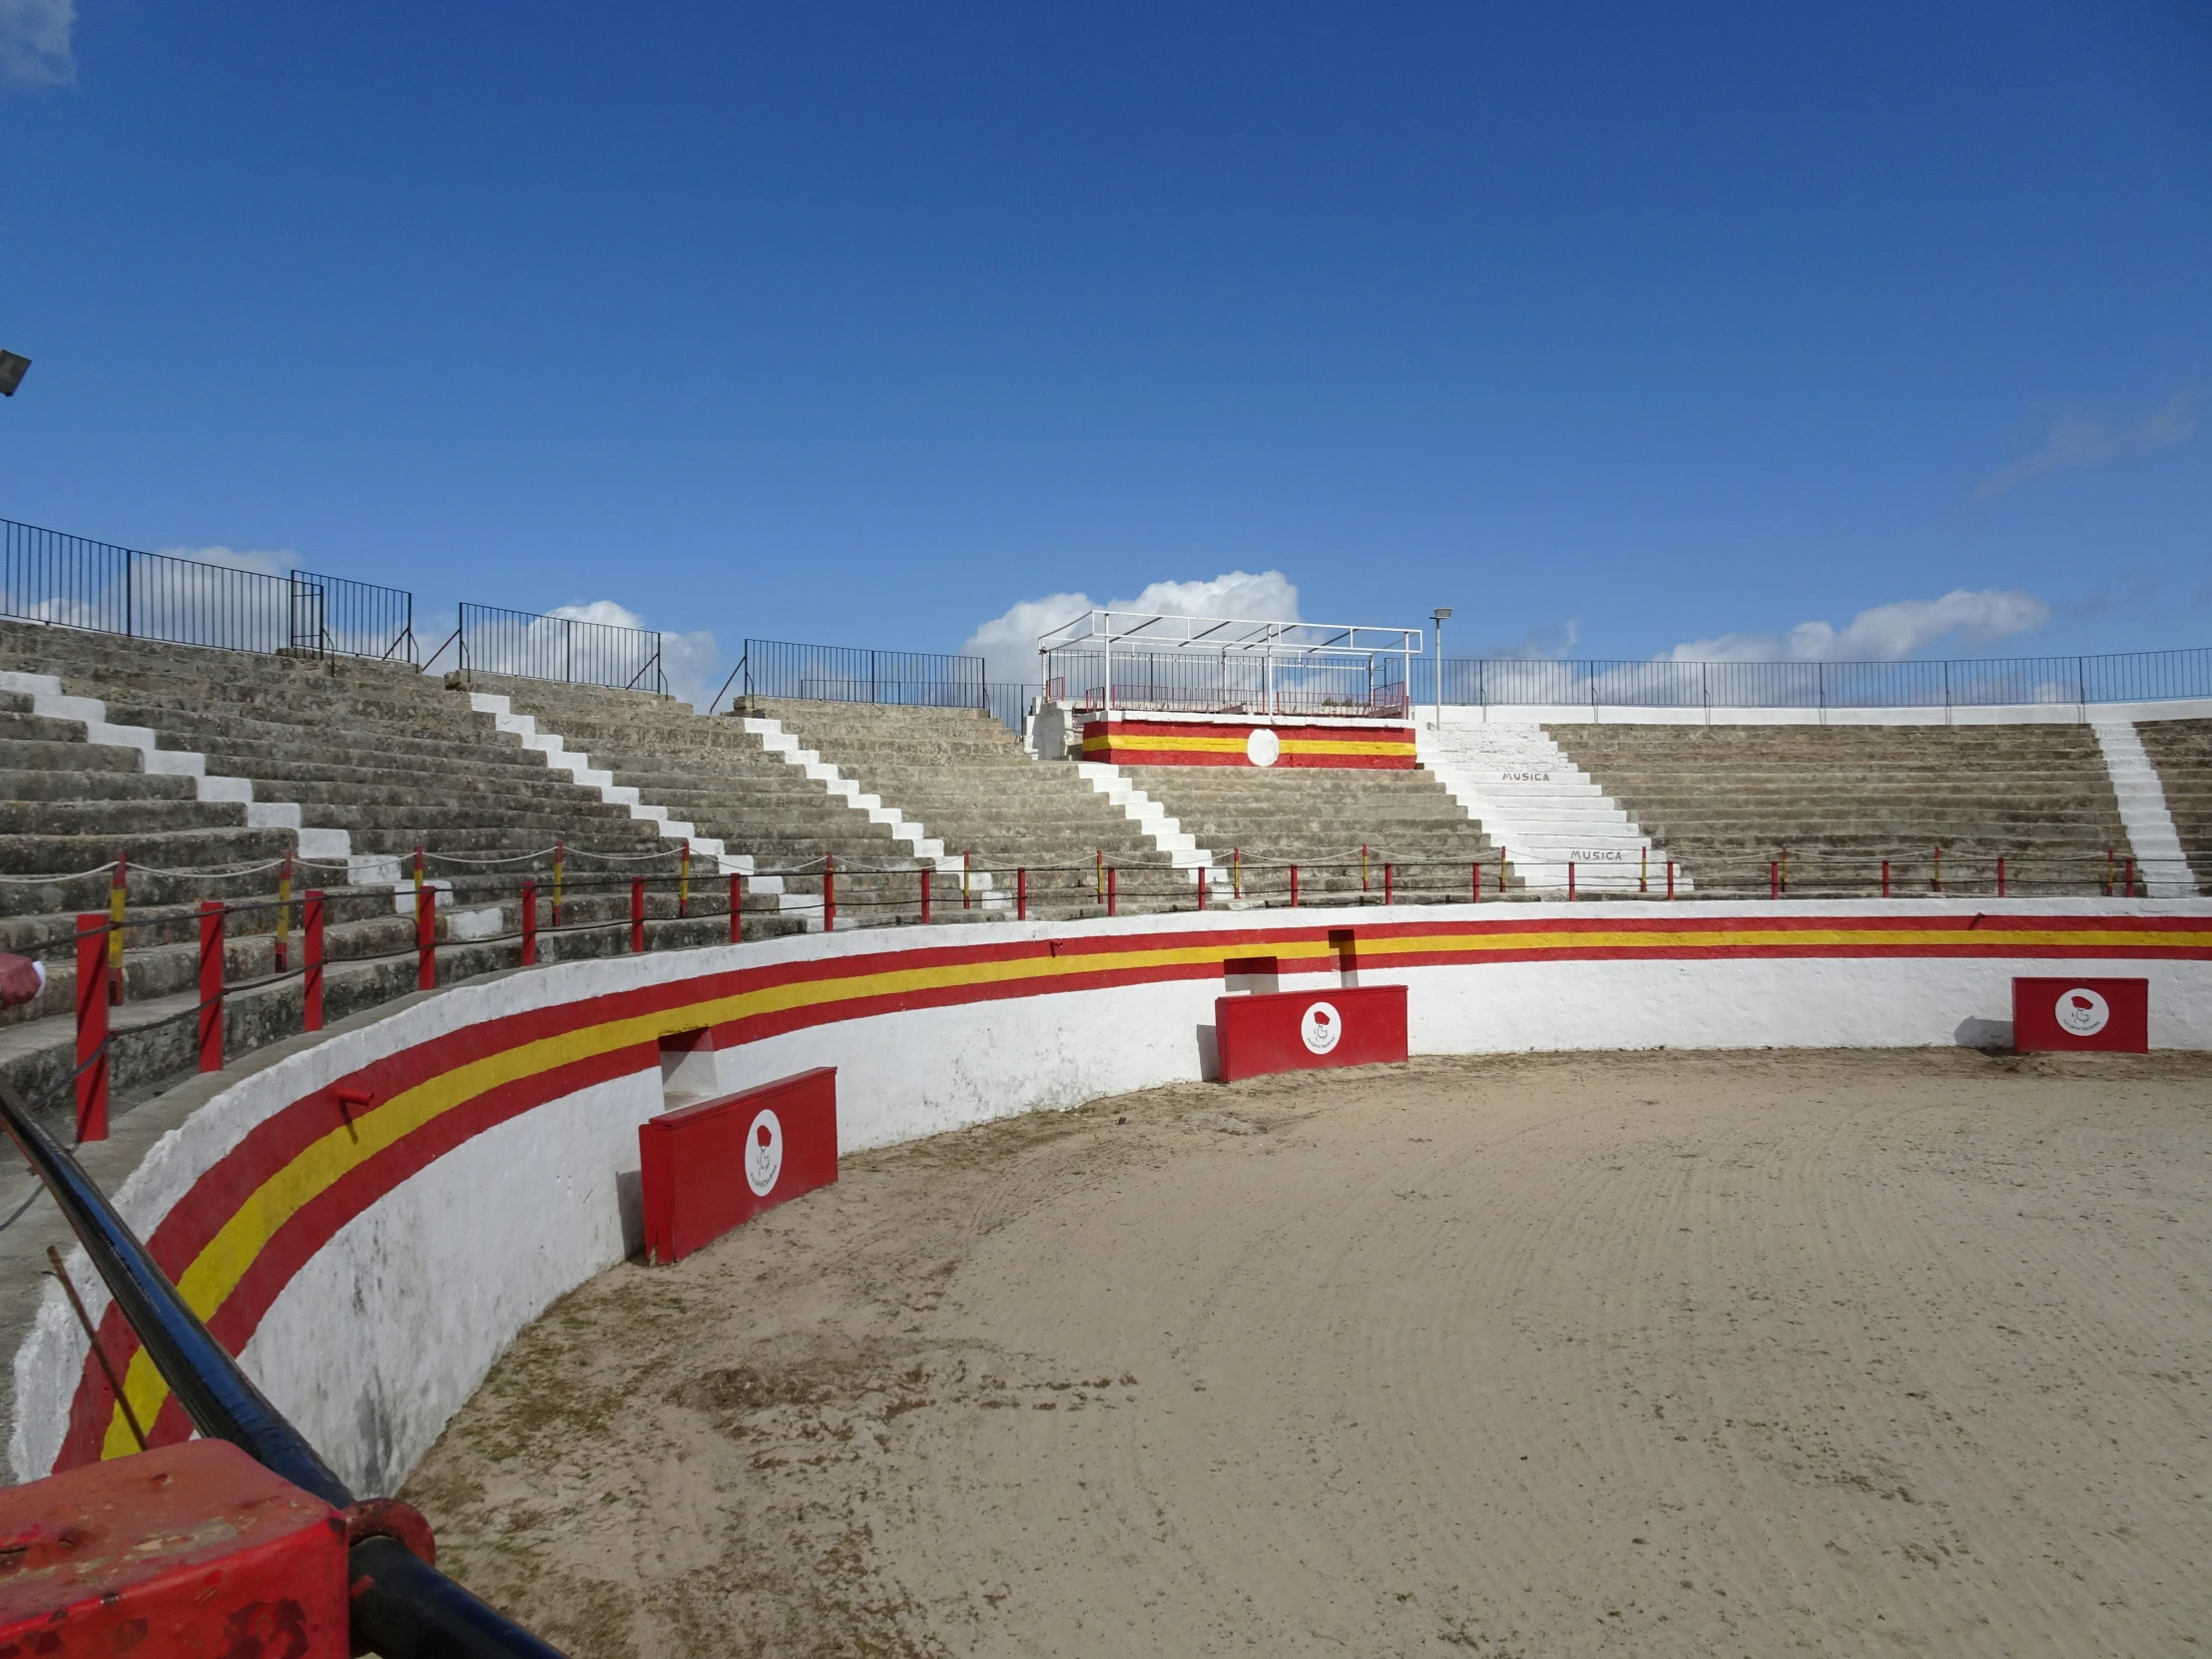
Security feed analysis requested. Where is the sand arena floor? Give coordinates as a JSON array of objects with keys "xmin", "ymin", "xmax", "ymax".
[{"xmin": 403, "ymin": 1049, "xmax": 2212, "ymax": 1657}]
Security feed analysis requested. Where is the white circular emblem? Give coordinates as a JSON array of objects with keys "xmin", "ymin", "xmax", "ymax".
[
  {"xmin": 1245, "ymin": 729, "xmax": 1281, "ymax": 768},
  {"xmin": 1300, "ymin": 1000, "xmax": 1342, "ymax": 1055},
  {"xmin": 745, "ymin": 1107, "xmax": 785, "ymax": 1197},
  {"xmin": 2054, "ymin": 987, "xmax": 2109, "ymax": 1038}
]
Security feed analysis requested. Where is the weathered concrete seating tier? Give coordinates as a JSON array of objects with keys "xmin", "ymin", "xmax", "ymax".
[
  {"xmin": 0, "ymin": 625, "xmax": 803, "ymax": 1129},
  {"xmin": 2136, "ymin": 719, "xmax": 2212, "ymax": 895},
  {"xmin": 1547, "ymin": 723, "xmax": 2136, "ymax": 894},
  {"xmin": 738, "ymin": 698, "xmax": 1184, "ymax": 915},
  {"xmin": 465, "ymin": 677, "xmax": 928, "ymax": 922},
  {"xmin": 1120, "ymin": 764, "xmax": 1514, "ymax": 902}
]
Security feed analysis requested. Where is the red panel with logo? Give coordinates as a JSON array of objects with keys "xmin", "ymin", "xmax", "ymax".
[
  {"xmin": 2011, "ymin": 976, "xmax": 2150, "ymax": 1054},
  {"xmin": 1215, "ymin": 984, "xmax": 1409, "ymax": 1082},
  {"xmin": 640, "ymin": 1066, "xmax": 839, "ymax": 1264},
  {"xmin": 0, "ymin": 1439, "xmax": 349, "ymax": 1656}
]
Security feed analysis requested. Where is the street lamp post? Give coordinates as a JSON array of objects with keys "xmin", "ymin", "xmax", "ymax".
[{"xmin": 1430, "ymin": 607, "xmax": 1452, "ymax": 729}]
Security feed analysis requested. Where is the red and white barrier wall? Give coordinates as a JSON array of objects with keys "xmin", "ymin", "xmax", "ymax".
[{"xmin": 13, "ymin": 898, "xmax": 2211, "ymax": 1496}]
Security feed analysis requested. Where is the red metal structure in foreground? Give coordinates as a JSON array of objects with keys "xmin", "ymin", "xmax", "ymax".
[{"xmin": 0, "ymin": 1439, "xmax": 350, "ymax": 1656}]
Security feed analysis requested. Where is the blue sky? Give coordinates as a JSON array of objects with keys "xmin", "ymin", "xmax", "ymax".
[{"xmin": 2, "ymin": 3, "xmax": 2207, "ymax": 690}]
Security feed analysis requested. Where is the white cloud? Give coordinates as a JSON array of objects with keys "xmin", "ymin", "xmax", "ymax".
[
  {"xmin": 0, "ymin": 0, "xmax": 74, "ymax": 87},
  {"xmin": 548, "ymin": 599, "xmax": 721, "ymax": 711},
  {"xmin": 961, "ymin": 570, "xmax": 1302, "ymax": 685},
  {"xmin": 1661, "ymin": 588, "xmax": 2051, "ymax": 663},
  {"xmin": 1975, "ymin": 394, "xmax": 2197, "ymax": 501},
  {"xmin": 159, "ymin": 543, "xmax": 290, "ymax": 578}
]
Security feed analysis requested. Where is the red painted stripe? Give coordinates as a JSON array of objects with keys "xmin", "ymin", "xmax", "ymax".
[{"xmin": 54, "ymin": 909, "xmax": 2212, "ymax": 1469}]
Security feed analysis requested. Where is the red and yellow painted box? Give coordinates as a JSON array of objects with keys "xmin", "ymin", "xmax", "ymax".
[
  {"xmin": 2011, "ymin": 976, "xmax": 2149, "ymax": 1053},
  {"xmin": 1082, "ymin": 719, "xmax": 1416, "ymax": 769},
  {"xmin": 0, "ymin": 1438, "xmax": 348, "ymax": 1656},
  {"xmin": 641, "ymin": 1067, "xmax": 838, "ymax": 1264},
  {"xmin": 1216, "ymin": 984, "xmax": 1409, "ymax": 1082}
]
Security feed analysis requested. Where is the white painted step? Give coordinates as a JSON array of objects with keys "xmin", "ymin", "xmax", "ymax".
[{"xmin": 2089, "ymin": 718, "xmax": 2199, "ymax": 898}]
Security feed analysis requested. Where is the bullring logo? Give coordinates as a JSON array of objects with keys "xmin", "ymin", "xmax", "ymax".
[
  {"xmin": 1301, "ymin": 1000, "xmax": 1342, "ymax": 1054},
  {"xmin": 2054, "ymin": 987, "xmax": 2109, "ymax": 1038},
  {"xmin": 746, "ymin": 1107, "xmax": 785, "ymax": 1196},
  {"xmin": 1246, "ymin": 729, "xmax": 1282, "ymax": 768}
]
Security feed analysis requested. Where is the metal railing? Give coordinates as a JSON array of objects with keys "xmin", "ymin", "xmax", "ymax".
[
  {"xmin": 1, "ymin": 517, "xmax": 420, "ymax": 664},
  {"xmin": 1423, "ymin": 647, "xmax": 2212, "ymax": 710},
  {"xmin": 452, "ymin": 602, "xmax": 665, "ymax": 694},
  {"xmin": 725, "ymin": 638, "xmax": 985, "ymax": 712},
  {"xmin": 1047, "ymin": 650, "xmax": 1411, "ymax": 717},
  {"xmin": 287, "ymin": 569, "xmax": 417, "ymax": 663}
]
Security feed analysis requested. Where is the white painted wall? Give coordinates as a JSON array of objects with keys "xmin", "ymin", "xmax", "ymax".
[{"xmin": 14, "ymin": 898, "xmax": 2211, "ymax": 1494}]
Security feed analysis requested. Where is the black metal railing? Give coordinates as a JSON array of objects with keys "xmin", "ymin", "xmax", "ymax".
[
  {"xmin": 287, "ymin": 569, "xmax": 417, "ymax": 663},
  {"xmin": 1046, "ymin": 649, "xmax": 1412, "ymax": 717},
  {"xmin": 1422, "ymin": 647, "xmax": 2212, "ymax": 710},
  {"xmin": 727, "ymin": 638, "xmax": 985, "ymax": 711},
  {"xmin": 452, "ymin": 602, "xmax": 665, "ymax": 694},
  {"xmin": 1, "ymin": 517, "xmax": 422, "ymax": 665},
  {"xmin": 0, "ymin": 1072, "xmax": 567, "ymax": 1657}
]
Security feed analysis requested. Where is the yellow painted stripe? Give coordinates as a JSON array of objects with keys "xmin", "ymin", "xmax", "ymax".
[
  {"xmin": 97, "ymin": 916, "xmax": 2212, "ymax": 1455},
  {"xmin": 1083, "ymin": 734, "xmax": 1414, "ymax": 757}
]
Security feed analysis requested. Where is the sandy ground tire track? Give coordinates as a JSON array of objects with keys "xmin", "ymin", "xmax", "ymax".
[{"xmin": 402, "ymin": 1049, "xmax": 2212, "ymax": 1657}]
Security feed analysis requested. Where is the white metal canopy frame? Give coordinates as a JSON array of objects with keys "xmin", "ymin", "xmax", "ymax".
[{"xmin": 1037, "ymin": 609, "xmax": 1423, "ymax": 720}]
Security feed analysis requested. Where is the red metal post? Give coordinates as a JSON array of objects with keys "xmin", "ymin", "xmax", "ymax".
[
  {"xmin": 107, "ymin": 852, "xmax": 127, "ymax": 1005},
  {"xmin": 1198, "ymin": 864, "xmax": 1209, "ymax": 910},
  {"xmin": 631, "ymin": 876, "xmax": 647, "ymax": 951},
  {"xmin": 197, "ymin": 900, "xmax": 225, "ymax": 1074},
  {"xmin": 1666, "ymin": 860, "xmax": 1676, "ymax": 899},
  {"xmin": 75, "ymin": 914, "xmax": 109, "ymax": 1141},
  {"xmin": 1996, "ymin": 856, "xmax": 2006, "ymax": 899},
  {"xmin": 1639, "ymin": 844, "xmax": 1648, "ymax": 894},
  {"xmin": 823, "ymin": 855, "xmax": 835, "ymax": 933},
  {"xmin": 920, "ymin": 865, "xmax": 931, "ymax": 925},
  {"xmin": 301, "ymin": 890, "xmax": 324, "ymax": 1032},
  {"xmin": 415, "ymin": 882, "xmax": 436, "ymax": 990},
  {"xmin": 1017, "ymin": 866, "xmax": 1027, "ymax": 921},
  {"xmin": 1568, "ymin": 860, "xmax": 1577, "ymax": 902},
  {"xmin": 679, "ymin": 844, "xmax": 691, "ymax": 918},
  {"xmin": 1383, "ymin": 862, "xmax": 1393, "ymax": 906},
  {"xmin": 731, "ymin": 871, "xmax": 745, "ymax": 942},
  {"xmin": 1107, "ymin": 865, "xmax": 1118, "ymax": 916},
  {"xmin": 1362, "ymin": 843, "xmax": 1370, "ymax": 893},
  {"xmin": 520, "ymin": 878, "xmax": 538, "ymax": 966},
  {"xmin": 1290, "ymin": 863, "xmax": 1299, "ymax": 907},
  {"xmin": 962, "ymin": 851, "xmax": 971, "ymax": 910}
]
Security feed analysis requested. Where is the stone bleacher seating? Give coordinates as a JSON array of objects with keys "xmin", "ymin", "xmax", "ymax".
[
  {"xmin": 739, "ymin": 697, "xmax": 1187, "ymax": 915},
  {"xmin": 2135, "ymin": 718, "xmax": 2212, "ymax": 895},
  {"xmin": 467, "ymin": 677, "xmax": 934, "ymax": 926},
  {"xmin": 1544, "ymin": 721, "xmax": 2139, "ymax": 895},
  {"xmin": 1118, "ymin": 761, "xmax": 1513, "ymax": 905},
  {"xmin": 0, "ymin": 623, "xmax": 784, "ymax": 1132}
]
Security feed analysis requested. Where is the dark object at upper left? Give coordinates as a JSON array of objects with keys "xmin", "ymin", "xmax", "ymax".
[{"xmin": 0, "ymin": 351, "xmax": 30, "ymax": 395}]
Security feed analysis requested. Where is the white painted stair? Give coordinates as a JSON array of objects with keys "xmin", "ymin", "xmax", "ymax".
[
  {"xmin": 1072, "ymin": 762, "xmax": 1219, "ymax": 884},
  {"xmin": 739, "ymin": 717, "xmax": 1012, "ymax": 912},
  {"xmin": 2089, "ymin": 717, "xmax": 2199, "ymax": 899},
  {"xmin": 1416, "ymin": 723, "xmax": 1686, "ymax": 894}
]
